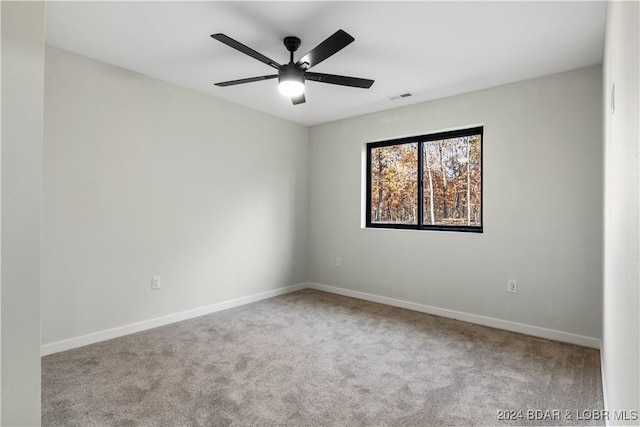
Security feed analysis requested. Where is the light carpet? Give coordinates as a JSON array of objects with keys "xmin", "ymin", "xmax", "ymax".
[{"xmin": 42, "ymin": 289, "xmax": 603, "ymax": 426}]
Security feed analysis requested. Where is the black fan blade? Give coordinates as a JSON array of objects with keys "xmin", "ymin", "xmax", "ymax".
[
  {"xmin": 306, "ymin": 72, "xmax": 374, "ymax": 89},
  {"xmin": 291, "ymin": 93, "xmax": 306, "ymax": 105},
  {"xmin": 295, "ymin": 29, "xmax": 354, "ymax": 70},
  {"xmin": 214, "ymin": 75, "xmax": 277, "ymax": 87},
  {"xmin": 211, "ymin": 33, "xmax": 281, "ymax": 70}
]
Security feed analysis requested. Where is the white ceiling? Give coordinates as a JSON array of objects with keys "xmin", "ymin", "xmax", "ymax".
[{"xmin": 45, "ymin": 1, "xmax": 607, "ymax": 127}]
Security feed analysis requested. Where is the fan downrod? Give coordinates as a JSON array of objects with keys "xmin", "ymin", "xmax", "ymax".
[{"xmin": 283, "ymin": 36, "xmax": 301, "ymax": 63}]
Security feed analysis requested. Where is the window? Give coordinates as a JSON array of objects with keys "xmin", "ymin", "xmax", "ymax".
[{"xmin": 366, "ymin": 126, "xmax": 483, "ymax": 232}]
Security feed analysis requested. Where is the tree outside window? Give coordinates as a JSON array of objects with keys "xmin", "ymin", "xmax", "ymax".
[{"xmin": 366, "ymin": 127, "xmax": 483, "ymax": 232}]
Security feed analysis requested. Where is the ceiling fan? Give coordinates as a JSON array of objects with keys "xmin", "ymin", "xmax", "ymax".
[{"xmin": 211, "ymin": 29, "xmax": 374, "ymax": 105}]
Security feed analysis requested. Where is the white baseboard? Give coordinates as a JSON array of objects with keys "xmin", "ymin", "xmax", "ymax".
[
  {"xmin": 41, "ymin": 283, "xmax": 307, "ymax": 356},
  {"xmin": 307, "ymin": 282, "xmax": 601, "ymax": 349},
  {"xmin": 42, "ymin": 281, "xmax": 601, "ymax": 356}
]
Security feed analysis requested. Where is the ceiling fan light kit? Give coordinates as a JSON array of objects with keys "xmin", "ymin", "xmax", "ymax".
[
  {"xmin": 278, "ymin": 63, "xmax": 305, "ymax": 97},
  {"xmin": 211, "ymin": 30, "xmax": 374, "ymax": 105}
]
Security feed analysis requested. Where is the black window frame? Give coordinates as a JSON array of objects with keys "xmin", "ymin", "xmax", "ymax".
[{"xmin": 366, "ymin": 126, "xmax": 483, "ymax": 233}]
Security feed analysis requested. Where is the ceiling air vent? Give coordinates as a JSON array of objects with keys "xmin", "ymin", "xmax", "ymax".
[{"xmin": 390, "ymin": 93, "xmax": 412, "ymax": 100}]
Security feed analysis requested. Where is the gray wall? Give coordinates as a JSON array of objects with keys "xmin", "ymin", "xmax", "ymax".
[
  {"xmin": 42, "ymin": 47, "xmax": 309, "ymax": 345},
  {"xmin": 308, "ymin": 66, "xmax": 603, "ymax": 340},
  {"xmin": 602, "ymin": 1, "xmax": 640, "ymax": 422},
  {"xmin": 1, "ymin": 2, "xmax": 44, "ymax": 425}
]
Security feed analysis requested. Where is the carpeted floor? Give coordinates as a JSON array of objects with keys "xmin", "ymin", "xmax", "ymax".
[{"xmin": 42, "ymin": 289, "xmax": 603, "ymax": 426}]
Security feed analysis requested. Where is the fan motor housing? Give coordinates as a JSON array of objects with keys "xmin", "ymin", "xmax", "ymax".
[{"xmin": 278, "ymin": 63, "xmax": 305, "ymax": 84}]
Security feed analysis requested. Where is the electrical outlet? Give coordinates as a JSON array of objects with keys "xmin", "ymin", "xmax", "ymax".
[
  {"xmin": 335, "ymin": 257, "xmax": 342, "ymax": 268},
  {"xmin": 151, "ymin": 275, "xmax": 161, "ymax": 290},
  {"xmin": 508, "ymin": 279, "xmax": 518, "ymax": 294}
]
